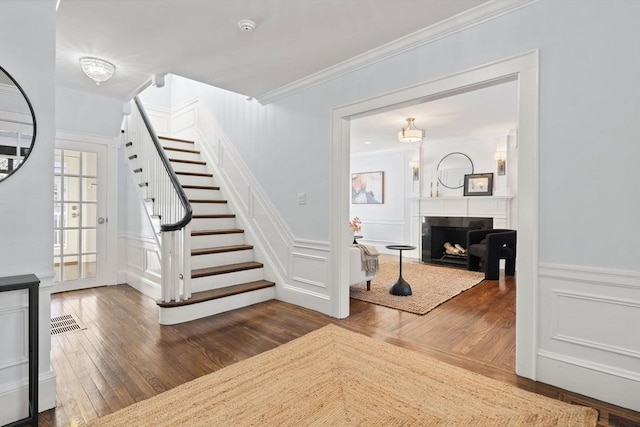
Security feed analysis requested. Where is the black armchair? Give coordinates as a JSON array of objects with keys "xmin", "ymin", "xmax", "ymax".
[{"xmin": 466, "ymin": 229, "xmax": 516, "ymax": 280}]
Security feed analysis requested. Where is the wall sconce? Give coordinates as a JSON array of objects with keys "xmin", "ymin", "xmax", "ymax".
[
  {"xmin": 409, "ymin": 160, "xmax": 420, "ymax": 181},
  {"xmin": 494, "ymin": 151, "xmax": 507, "ymax": 176}
]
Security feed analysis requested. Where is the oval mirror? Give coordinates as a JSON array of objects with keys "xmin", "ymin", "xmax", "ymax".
[
  {"xmin": 0, "ymin": 65, "xmax": 36, "ymax": 182},
  {"xmin": 437, "ymin": 152, "xmax": 473, "ymax": 189}
]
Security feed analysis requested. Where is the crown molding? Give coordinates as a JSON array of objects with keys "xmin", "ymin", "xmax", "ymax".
[{"xmin": 256, "ymin": 0, "xmax": 539, "ymax": 105}]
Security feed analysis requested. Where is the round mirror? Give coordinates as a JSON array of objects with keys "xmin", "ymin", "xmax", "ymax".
[
  {"xmin": 437, "ymin": 152, "xmax": 473, "ymax": 189},
  {"xmin": 0, "ymin": 65, "xmax": 36, "ymax": 182}
]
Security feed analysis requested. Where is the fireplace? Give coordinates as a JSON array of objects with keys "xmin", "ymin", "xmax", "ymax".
[{"xmin": 422, "ymin": 216, "xmax": 493, "ymax": 267}]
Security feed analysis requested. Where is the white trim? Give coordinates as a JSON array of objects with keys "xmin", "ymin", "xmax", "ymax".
[
  {"xmin": 539, "ymin": 263, "xmax": 640, "ymax": 289},
  {"xmin": 55, "ymin": 129, "xmax": 119, "ymax": 147},
  {"xmin": 0, "ymin": 370, "xmax": 56, "ymax": 425},
  {"xmin": 330, "ymin": 51, "xmax": 540, "ymax": 380},
  {"xmin": 537, "ymin": 350, "xmax": 640, "ymax": 411},
  {"xmin": 118, "ymin": 232, "xmax": 158, "ymax": 246},
  {"xmin": 256, "ymin": 0, "xmax": 539, "ymax": 104}
]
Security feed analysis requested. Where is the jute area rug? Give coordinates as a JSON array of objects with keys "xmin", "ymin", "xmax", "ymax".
[
  {"xmin": 351, "ymin": 256, "xmax": 485, "ymax": 314},
  {"xmin": 87, "ymin": 325, "xmax": 597, "ymax": 426}
]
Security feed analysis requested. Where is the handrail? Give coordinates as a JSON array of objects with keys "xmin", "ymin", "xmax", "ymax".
[{"xmin": 133, "ymin": 96, "xmax": 192, "ymax": 231}]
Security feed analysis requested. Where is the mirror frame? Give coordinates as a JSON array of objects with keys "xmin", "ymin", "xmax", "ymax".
[
  {"xmin": 437, "ymin": 152, "xmax": 474, "ymax": 189},
  {"xmin": 0, "ymin": 65, "xmax": 37, "ymax": 183}
]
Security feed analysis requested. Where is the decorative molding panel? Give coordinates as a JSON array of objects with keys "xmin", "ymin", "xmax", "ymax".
[
  {"xmin": 143, "ymin": 105, "xmax": 171, "ymax": 135},
  {"xmin": 537, "ymin": 263, "xmax": 640, "ymax": 411},
  {"xmin": 291, "ymin": 252, "xmax": 328, "ymax": 289},
  {"xmin": 119, "ymin": 236, "xmax": 161, "ymax": 300}
]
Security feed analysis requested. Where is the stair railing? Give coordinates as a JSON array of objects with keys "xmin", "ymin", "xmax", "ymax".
[{"xmin": 125, "ymin": 97, "xmax": 192, "ymax": 302}]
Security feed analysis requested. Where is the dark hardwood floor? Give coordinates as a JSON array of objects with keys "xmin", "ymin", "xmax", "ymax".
[{"xmin": 39, "ymin": 266, "xmax": 639, "ymax": 427}]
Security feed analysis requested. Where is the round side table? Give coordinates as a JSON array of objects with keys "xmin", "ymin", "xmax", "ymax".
[{"xmin": 385, "ymin": 245, "xmax": 416, "ymax": 296}]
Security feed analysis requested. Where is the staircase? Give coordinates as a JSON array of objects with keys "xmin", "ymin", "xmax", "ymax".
[{"xmin": 125, "ymin": 99, "xmax": 275, "ymax": 325}]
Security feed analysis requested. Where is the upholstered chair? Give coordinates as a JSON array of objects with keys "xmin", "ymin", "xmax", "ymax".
[{"xmin": 466, "ymin": 229, "xmax": 516, "ymax": 280}]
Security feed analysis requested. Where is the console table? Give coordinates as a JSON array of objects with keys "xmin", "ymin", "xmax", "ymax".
[{"xmin": 0, "ymin": 274, "xmax": 39, "ymax": 427}]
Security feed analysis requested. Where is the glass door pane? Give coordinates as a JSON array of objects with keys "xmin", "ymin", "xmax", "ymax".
[{"xmin": 53, "ymin": 148, "xmax": 100, "ymax": 282}]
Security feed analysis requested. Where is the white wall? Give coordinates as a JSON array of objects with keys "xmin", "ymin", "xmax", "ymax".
[
  {"xmin": 158, "ymin": 0, "xmax": 639, "ymax": 409},
  {"xmin": 56, "ymin": 86, "xmax": 123, "ymax": 137},
  {"xmin": 350, "ymin": 149, "xmax": 410, "ymax": 250},
  {"xmin": 0, "ymin": 0, "xmax": 57, "ymax": 422},
  {"xmin": 159, "ymin": 2, "xmax": 639, "ymax": 271}
]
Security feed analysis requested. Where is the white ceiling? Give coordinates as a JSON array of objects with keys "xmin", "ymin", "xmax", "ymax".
[
  {"xmin": 55, "ymin": 0, "xmax": 516, "ymax": 149},
  {"xmin": 56, "ymin": 0, "xmax": 488, "ymax": 100},
  {"xmin": 350, "ymin": 80, "xmax": 519, "ymax": 154}
]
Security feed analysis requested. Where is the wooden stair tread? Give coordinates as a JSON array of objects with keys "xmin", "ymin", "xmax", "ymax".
[
  {"xmin": 192, "ymin": 228, "xmax": 244, "ymax": 236},
  {"xmin": 156, "ymin": 280, "xmax": 275, "ymax": 308},
  {"xmin": 169, "ymin": 158, "xmax": 206, "ymax": 165},
  {"xmin": 193, "ymin": 214, "xmax": 235, "ymax": 219},
  {"xmin": 182, "ymin": 185, "xmax": 220, "ymax": 190},
  {"xmin": 192, "ymin": 261, "xmax": 263, "ymax": 278},
  {"xmin": 192, "ymin": 244, "xmax": 253, "ymax": 256},
  {"xmin": 163, "ymin": 146, "xmax": 200, "ymax": 154},
  {"xmin": 189, "ymin": 199, "xmax": 227, "ymax": 204},
  {"xmin": 176, "ymin": 171, "xmax": 213, "ymax": 177},
  {"xmin": 158, "ymin": 136, "xmax": 194, "ymax": 144}
]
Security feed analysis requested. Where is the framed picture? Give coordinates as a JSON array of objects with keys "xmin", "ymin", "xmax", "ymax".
[
  {"xmin": 351, "ymin": 171, "xmax": 384, "ymax": 204},
  {"xmin": 463, "ymin": 173, "xmax": 493, "ymax": 196}
]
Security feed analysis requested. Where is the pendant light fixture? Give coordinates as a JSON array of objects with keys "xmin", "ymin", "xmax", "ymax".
[
  {"xmin": 79, "ymin": 57, "xmax": 116, "ymax": 85},
  {"xmin": 398, "ymin": 117, "xmax": 424, "ymax": 143}
]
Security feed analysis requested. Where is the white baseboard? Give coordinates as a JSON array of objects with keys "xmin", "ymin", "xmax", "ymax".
[
  {"xmin": 537, "ymin": 350, "xmax": 639, "ymax": 411},
  {"xmin": 0, "ymin": 370, "xmax": 56, "ymax": 425}
]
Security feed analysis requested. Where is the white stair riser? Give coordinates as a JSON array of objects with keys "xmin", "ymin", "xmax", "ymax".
[
  {"xmin": 191, "ymin": 268, "xmax": 264, "ymax": 293},
  {"xmin": 171, "ymin": 162, "xmax": 210, "ymax": 175},
  {"xmin": 158, "ymin": 287, "xmax": 275, "ymax": 325},
  {"xmin": 191, "ymin": 203, "xmax": 229, "ymax": 216},
  {"xmin": 191, "ymin": 233, "xmax": 244, "ymax": 249},
  {"xmin": 165, "ymin": 150, "xmax": 201, "ymax": 162},
  {"xmin": 177, "ymin": 175, "xmax": 214, "ymax": 187},
  {"xmin": 191, "ymin": 217, "xmax": 236, "ymax": 231},
  {"xmin": 190, "ymin": 249, "xmax": 254, "ymax": 270},
  {"xmin": 160, "ymin": 140, "xmax": 195, "ymax": 150},
  {"xmin": 183, "ymin": 188, "xmax": 221, "ymax": 199}
]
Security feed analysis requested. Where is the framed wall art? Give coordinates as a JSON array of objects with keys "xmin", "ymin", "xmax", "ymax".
[
  {"xmin": 463, "ymin": 173, "xmax": 493, "ymax": 196},
  {"xmin": 351, "ymin": 171, "xmax": 384, "ymax": 204}
]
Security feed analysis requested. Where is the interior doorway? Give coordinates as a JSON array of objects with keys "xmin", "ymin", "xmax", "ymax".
[
  {"xmin": 53, "ymin": 139, "xmax": 108, "ymax": 292},
  {"xmin": 330, "ymin": 51, "xmax": 539, "ymax": 380}
]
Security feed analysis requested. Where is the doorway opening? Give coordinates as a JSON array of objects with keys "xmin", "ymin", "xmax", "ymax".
[{"xmin": 330, "ymin": 51, "xmax": 539, "ymax": 380}]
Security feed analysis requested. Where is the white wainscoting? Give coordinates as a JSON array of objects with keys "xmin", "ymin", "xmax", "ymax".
[
  {"xmin": 0, "ymin": 274, "xmax": 56, "ymax": 425},
  {"xmin": 118, "ymin": 234, "xmax": 162, "ymax": 301},
  {"xmin": 537, "ymin": 263, "xmax": 640, "ymax": 411},
  {"xmin": 168, "ymin": 99, "xmax": 332, "ymax": 315}
]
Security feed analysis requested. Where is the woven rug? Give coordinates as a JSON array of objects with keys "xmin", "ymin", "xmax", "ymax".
[
  {"xmin": 87, "ymin": 325, "xmax": 597, "ymax": 426},
  {"xmin": 350, "ymin": 257, "xmax": 485, "ymax": 314}
]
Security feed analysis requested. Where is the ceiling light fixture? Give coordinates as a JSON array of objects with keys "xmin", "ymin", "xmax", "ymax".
[
  {"xmin": 79, "ymin": 57, "xmax": 116, "ymax": 85},
  {"xmin": 398, "ymin": 118, "xmax": 424, "ymax": 143}
]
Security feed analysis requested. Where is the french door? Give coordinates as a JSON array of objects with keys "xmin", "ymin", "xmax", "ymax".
[{"xmin": 53, "ymin": 140, "xmax": 108, "ymax": 291}]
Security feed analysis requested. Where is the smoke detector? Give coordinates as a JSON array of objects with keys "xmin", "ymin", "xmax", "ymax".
[{"xmin": 237, "ymin": 19, "xmax": 256, "ymax": 32}]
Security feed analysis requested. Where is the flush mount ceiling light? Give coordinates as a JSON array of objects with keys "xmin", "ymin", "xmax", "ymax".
[
  {"xmin": 398, "ymin": 117, "xmax": 424, "ymax": 143},
  {"xmin": 79, "ymin": 57, "xmax": 116, "ymax": 85}
]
